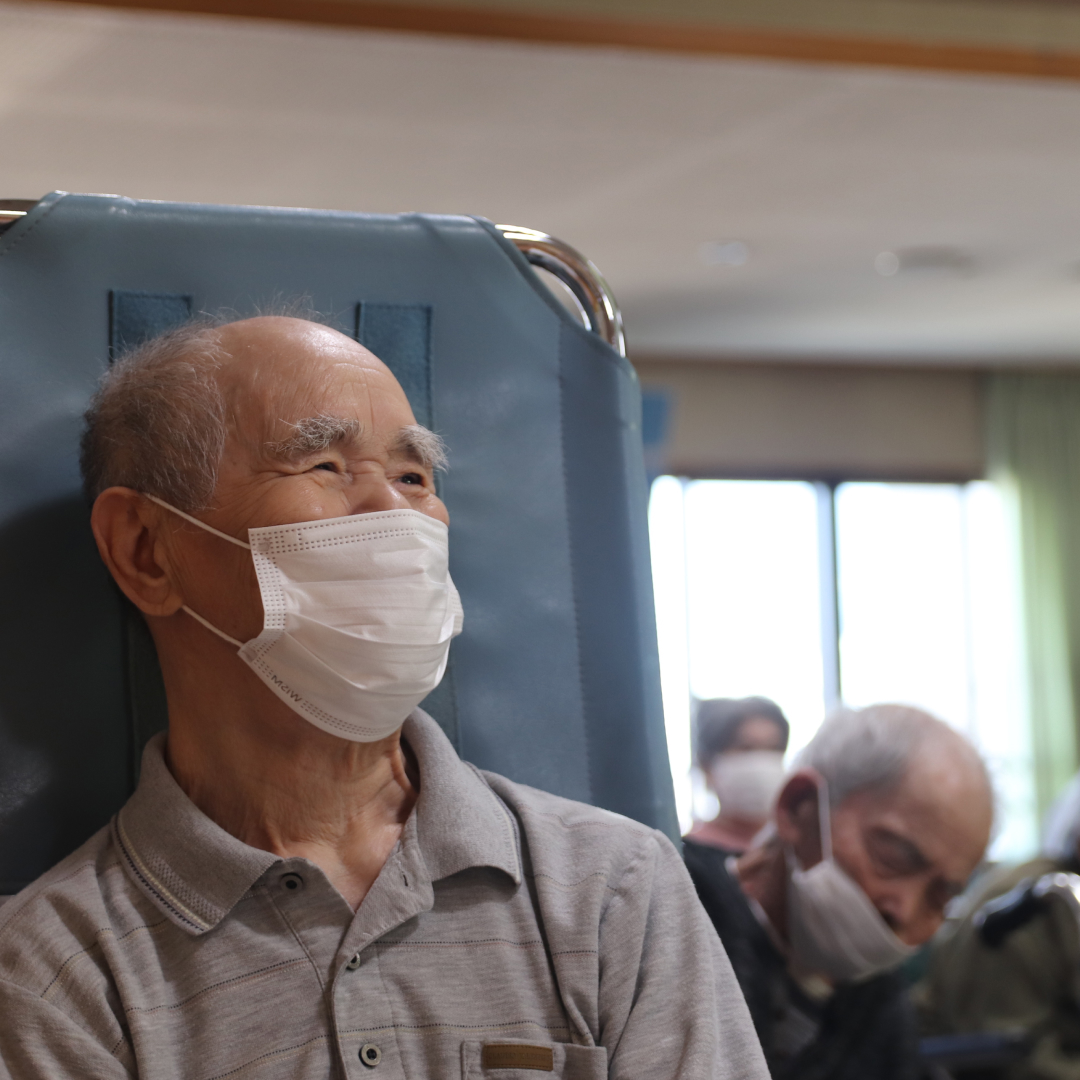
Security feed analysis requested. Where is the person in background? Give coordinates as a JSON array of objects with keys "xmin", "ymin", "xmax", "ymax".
[
  {"xmin": 915, "ymin": 770, "xmax": 1080, "ymax": 1078},
  {"xmin": 685, "ymin": 696, "xmax": 790, "ymax": 855},
  {"xmin": 684, "ymin": 704, "xmax": 993, "ymax": 1080}
]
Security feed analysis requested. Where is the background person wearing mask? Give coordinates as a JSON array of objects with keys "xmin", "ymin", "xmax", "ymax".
[
  {"xmin": 915, "ymin": 770, "xmax": 1080, "ymax": 1078},
  {"xmin": 685, "ymin": 696, "xmax": 790, "ymax": 855},
  {"xmin": 684, "ymin": 705, "xmax": 993, "ymax": 1080}
]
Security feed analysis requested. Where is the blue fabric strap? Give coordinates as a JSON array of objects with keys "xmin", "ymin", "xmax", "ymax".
[
  {"xmin": 109, "ymin": 290, "xmax": 193, "ymax": 359},
  {"xmin": 355, "ymin": 303, "xmax": 433, "ymax": 429}
]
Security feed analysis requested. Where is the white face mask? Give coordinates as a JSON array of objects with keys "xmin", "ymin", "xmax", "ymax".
[
  {"xmin": 709, "ymin": 750, "xmax": 786, "ymax": 819},
  {"xmin": 147, "ymin": 496, "xmax": 464, "ymax": 742},
  {"xmin": 785, "ymin": 776, "xmax": 917, "ymax": 983}
]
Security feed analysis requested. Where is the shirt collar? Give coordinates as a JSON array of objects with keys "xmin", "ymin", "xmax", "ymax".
[
  {"xmin": 404, "ymin": 709, "xmax": 521, "ymax": 887},
  {"xmin": 116, "ymin": 710, "xmax": 521, "ymax": 936}
]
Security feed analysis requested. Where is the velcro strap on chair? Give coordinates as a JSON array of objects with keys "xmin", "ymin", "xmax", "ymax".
[
  {"xmin": 355, "ymin": 303, "xmax": 432, "ymax": 429},
  {"xmin": 109, "ymin": 290, "xmax": 193, "ymax": 359}
]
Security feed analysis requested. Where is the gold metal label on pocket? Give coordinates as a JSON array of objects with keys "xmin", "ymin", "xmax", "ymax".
[{"xmin": 481, "ymin": 1044, "xmax": 555, "ymax": 1071}]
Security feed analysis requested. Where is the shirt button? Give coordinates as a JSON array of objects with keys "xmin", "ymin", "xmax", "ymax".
[
  {"xmin": 359, "ymin": 1043, "xmax": 381, "ymax": 1068},
  {"xmin": 280, "ymin": 872, "xmax": 304, "ymax": 893},
  {"xmin": 346, "ymin": 952, "xmax": 362, "ymax": 970}
]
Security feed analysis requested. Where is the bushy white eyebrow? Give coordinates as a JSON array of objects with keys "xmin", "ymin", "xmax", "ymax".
[
  {"xmin": 267, "ymin": 414, "xmax": 363, "ymax": 461},
  {"xmin": 395, "ymin": 425, "xmax": 448, "ymax": 472},
  {"xmin": 267, "ymin": 415, "xmax": 447, "ymax": 472}
]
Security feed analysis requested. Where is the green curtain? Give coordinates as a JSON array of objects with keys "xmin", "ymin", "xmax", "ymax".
[{"xmin": 986, "ymin": 374, "xmax": 1080, "ymax": 824}]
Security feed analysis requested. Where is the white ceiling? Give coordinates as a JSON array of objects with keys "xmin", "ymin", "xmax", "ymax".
[{"xmin": 5, "ymin": 0, "xmax": 1080, "ymax": 364}]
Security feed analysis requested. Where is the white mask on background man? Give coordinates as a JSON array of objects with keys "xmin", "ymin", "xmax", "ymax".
[
  {"xmin": 785, "ymin": 775, "xmax": 916, "ymax": 983},
  {"xmin": 708, "ymin": 750, "xmax": 786, "ymax": 819},
  {"xmin": 146, "ymin": 496, "xmax": 463, "ymax": 742}
]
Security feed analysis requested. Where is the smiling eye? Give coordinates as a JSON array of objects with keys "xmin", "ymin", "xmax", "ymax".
[
  {"xmin": 312, "ymin": 461, "xmax": 338, "ymax": 472},
  {"xmin": 400, "ymin": 472, "xmax": 424, "ymax": 486}
]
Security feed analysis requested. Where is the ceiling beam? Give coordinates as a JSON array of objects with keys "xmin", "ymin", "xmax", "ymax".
[{"xmin": 35, "ymin": 0, "xmax": 1080, "ymax": 80}]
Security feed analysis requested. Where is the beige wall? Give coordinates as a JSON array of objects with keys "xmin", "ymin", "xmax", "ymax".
[{"xmin": 634, "ymin": 360, "xmax": 985, "ymax": 481}]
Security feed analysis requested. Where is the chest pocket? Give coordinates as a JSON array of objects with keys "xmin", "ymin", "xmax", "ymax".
[{"xmin": 461, "ymin": 1040, "xmax": 608, "ymax": 1080}]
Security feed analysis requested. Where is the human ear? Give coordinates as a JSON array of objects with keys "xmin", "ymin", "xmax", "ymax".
[
  {"xmin": 775, "ymin": 770, "xmax": 824, "ymax": 869},
  {"xmin": 90, "ymin": 487, "xmax": 185, "ymax": 617}
]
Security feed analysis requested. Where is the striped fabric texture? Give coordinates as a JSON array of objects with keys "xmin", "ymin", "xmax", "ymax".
[{"xmin": 0, "ymin": 712, "xmax": 766, "ymax": 1080}]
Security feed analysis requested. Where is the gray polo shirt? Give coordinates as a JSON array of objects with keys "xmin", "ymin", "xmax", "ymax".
[{"xmin": 0, "ymin": 711, "xmax": 767, "ymax": 1080}]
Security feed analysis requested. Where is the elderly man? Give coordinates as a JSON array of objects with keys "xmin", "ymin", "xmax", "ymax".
[
  {"xmin": 0, "ymin": 316, "xmax": 767, "ymax": 1080},
  {"xmin": 684, "ymin": 705, "xmax": 993, "ymax": 1080}
]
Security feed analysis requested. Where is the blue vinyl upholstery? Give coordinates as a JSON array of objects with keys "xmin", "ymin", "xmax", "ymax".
[{"xmin": 0, "ymin": 193, "xmax": 675, "ymax": 893}]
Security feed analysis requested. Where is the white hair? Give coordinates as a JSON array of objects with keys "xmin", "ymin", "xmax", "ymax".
[
  {"xmin": 795, "ymin": 703, "xmax": 985, "ymax": 806},
  {"xmin": 80, "ymin": 320, "xmax": 228, "ymax": 512}
]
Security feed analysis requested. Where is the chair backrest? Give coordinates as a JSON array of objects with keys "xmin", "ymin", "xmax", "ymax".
[{"xmin": 0, "ymin": 193, "xmax": 675, "ymax": 894}]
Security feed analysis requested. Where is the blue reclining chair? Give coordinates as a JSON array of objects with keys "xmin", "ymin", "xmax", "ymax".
[{"xmin": 0, "ymin": 193, "xmax": 675, "ymax": 896}]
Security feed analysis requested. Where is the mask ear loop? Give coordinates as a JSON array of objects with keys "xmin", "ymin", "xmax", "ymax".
[
  {"xmin": 141, "ymin": 493, "xmax": 250, "ymax": 649},
  {"xmin": 810, "ymin": 771, "xmax": 834, "ymax": 863},
  {"xmin": 179, "ymin": 605, "xmax": 244, "ymax": 649},
  {"xmin": 142, "ymin": 493, "xmax": 251, "ymax": 550}
]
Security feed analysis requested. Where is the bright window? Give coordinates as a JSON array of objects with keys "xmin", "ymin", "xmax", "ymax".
[{"xmin": 649, "ymin": 477, "xmax": 1035, "ymax": 860}]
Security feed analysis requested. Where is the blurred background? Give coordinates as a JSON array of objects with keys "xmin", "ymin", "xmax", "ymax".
[{"xmin": 6, "ymin": 0, "xmax": 1080, "ymax": 862}]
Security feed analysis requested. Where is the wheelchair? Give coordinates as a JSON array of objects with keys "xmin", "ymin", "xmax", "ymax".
[{"xmin": 0, "ymin": 193, "xmax": 674, "ymax": 895}]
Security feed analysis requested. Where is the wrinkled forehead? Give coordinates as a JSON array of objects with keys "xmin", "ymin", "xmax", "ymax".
[{"xmin": 214, "ymin": 319, "xmax": 415, "ymax": 448}]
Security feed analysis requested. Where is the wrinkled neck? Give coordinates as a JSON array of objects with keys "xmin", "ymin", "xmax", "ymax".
[{"xmin": 158, "ymin": 633, "xmax": 418, "ymax": 911}]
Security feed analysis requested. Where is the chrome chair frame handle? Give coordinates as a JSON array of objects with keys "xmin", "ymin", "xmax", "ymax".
[
  {"xmin": 0, "ymin": 204, "xmax": 31, "ymax": 233},
  {"xmin": 499, "ymin": 225, "xmax": 626, "ymax": 357},
  {"xmin": 0, "ymin": 212, "xmax": 25, "ymax": 227}
]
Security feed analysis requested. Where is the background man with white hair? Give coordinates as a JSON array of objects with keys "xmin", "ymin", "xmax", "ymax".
[
  {"xmin": 0, "ymin": 315, "xmax": 768, "ymax": 1080},
  {"xmin": 685, "ymin": 704, "xmax": 993, "ymax": 1080}
]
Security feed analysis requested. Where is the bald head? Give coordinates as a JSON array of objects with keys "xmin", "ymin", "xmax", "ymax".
[
  {"xmin": 797, "ymin": 704, "xmax": 991, "ymax": 810},
  {"xmin": 216, "ymin": 317, "xmax": 388, "ymax": 421},
  {"xmin": 778, "ymin": 705, "xmax": 993, "ymax": 945},
  {"xmin": 81, "ymin": 314, "xmax": 444, "ymax": 513}
]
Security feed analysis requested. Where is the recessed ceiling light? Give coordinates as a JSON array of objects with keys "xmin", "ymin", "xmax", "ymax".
[
  {"xmin": 874, "ymin": 251, "xmax": 900, "ymax": 277},
  {"xmin": 875, "ymin": 246, "xmax": 974, "ymax": 277},
  {"xmin": 701, "ymin": 240, "xmax": 749, "ymax": 267}
]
